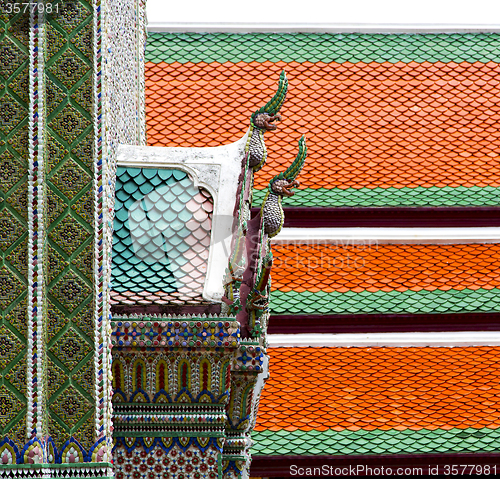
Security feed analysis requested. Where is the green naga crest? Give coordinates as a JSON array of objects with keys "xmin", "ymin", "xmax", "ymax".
[
  {"xmin": 246, "ymin": 71, "xmax": 289, "ymax": 172},
  {"xmin": 250, "ymin": 70, "xmax": 288, "ymax": 124}
]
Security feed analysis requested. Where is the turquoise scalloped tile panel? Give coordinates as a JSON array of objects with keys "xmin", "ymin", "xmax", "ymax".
[{"xmin": 112, "ymin": 167, "xmax": 205, "ymax": 294}]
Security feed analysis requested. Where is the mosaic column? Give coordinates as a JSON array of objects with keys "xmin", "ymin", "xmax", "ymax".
[
  {"xmin": 0, "ymin": 0, "xmax": 145, "ymax": 475},
  {"xmin": 0, "ymin": 5, "xmax": 31, "ymax": 458},
  {"xmin": 222, "ymin": 341, "xmax": 266, "ymax": 479},
  {"xmin": 220, "ymin": 83, "xmax": 306, "ymax": 478},
  {"xmin": 111, "ymin": 316, "xmax": 241, "ymax": 479}
]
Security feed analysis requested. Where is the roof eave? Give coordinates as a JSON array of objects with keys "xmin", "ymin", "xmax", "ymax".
[{"xmin": 147, "ymin": 22, "xmax": 500, "ymax": 33}]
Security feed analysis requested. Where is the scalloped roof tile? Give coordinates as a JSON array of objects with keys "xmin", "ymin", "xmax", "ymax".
[
  {"xmin": 251, "ymin": 428, "xmax": 500, "ymax": 455},
  {"xmin": 269, "ymin": 244, "xmax": 500, "ymax": 315},
  {"xmin": 146, "ymin": 33, "xmax": 500, "ymax": 64},
  {"xmin": 111, "ymin": 166, "xmax": 213, "ymax": 306},
  {"xmin": 270, "ymin": 288, "xmax": 500, "ymax": 315},
  {"xmin": 251, "ymin": 347, "xmax": 500, "ymax": 455},
  {"xmin": 145, "ymin": 33, "xmax": 500, "ymax": 207},
  {"xmin": 272, "ymin": 243, "xmax": 500, "ymax": 293}
]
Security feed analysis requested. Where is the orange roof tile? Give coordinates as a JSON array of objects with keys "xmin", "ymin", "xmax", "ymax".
[
  {"xmin": 271, "ymin": 243, "xmax": 500, "ymax": 293},
  {"xmin": 255, "ymin": 347, "xmax": 500, "ymax": 432},
  {"xmin": 146, "ymin": 61, "xmax": 500, "ymax": 190}
]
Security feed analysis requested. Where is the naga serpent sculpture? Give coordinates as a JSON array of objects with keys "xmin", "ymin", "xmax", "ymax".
[
  {"xmin": 261, "ymin": 136, "xmax": 307, "ymax": 238},
  {"xmin": 246, "ymin": 70, "xmax": 288, "ymax": 172}
]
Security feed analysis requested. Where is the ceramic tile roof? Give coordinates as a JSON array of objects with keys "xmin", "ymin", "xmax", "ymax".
[
  {"xmin": 145, "ymin": 33, "xmax": 500, "ymax": 207},
  {"xmin": 141, "ymin": 32, "xmax": 500, "ymax": 462},
  {"xmin": 146, "ymin": 33, "xmax": 500, "ymax": 64},
  {"xmin": 252, "ymin": 186, "xmax": 500, "ymax": 207},
  {"xmin": 269, "ymin": 244, "xmax": 500, "ymax": 315},
  {"xmin": 111, "ymin": 166, "xmax": 213, "ymax": 305},
  {"xmin": 251, "ymin": 347, "xmax": 500, "ymax": 455},
  {"xmin": 252, "ymin": 428, "xmax": 500, "ymax": 455},
  {"xmin": 271, "ymin": 288, "xmax": 500, "ymax": 315},
  {"xmin": 272, "ymin": 244, "xmax": 500, "ymax": 293}
]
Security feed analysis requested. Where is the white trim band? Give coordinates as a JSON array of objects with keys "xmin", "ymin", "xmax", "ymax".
[
  {"xmin": 268, "ymin": 332, "xmax": 500, "ymax": 347},
  {"xmin": 272, "ymin": 227, "xmax": 500, "ymax": 245},
  {"xmin": 148, "ymin": 22, "xmax": 500, "ymax": 33}
]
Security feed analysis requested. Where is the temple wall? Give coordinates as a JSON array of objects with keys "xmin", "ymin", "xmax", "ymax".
[{"xmin": 0, "ymin": 0, "xmax": 145, "ymax": 475}]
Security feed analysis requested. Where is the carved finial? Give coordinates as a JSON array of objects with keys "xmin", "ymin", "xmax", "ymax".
[
  {"xmin": 246, "ymin": 71, "xmax": 288, "ymax": 172},
  {"xmin": 261, "ymin": 136, "xmax": 307, "ymax": 238}
]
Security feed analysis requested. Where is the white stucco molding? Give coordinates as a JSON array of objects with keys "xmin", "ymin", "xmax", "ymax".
[
  {"xmin": 273, "ymin": 227, "xmax": 500, "ymax": 245},
  {"xmin": 117, "ymin": 132, "xmax": 248, "ymax": 303},
  {"xmin": 148, "ymin": 22, "xmax": 500, "ymax": 33},
  {"xmin": 268, "ymin": 332, "xmax": 500, "ymax": 347}
]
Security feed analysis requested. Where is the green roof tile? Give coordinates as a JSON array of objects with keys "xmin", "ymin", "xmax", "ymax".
[
  {"xmin": 251, "ymin": 427, "xmax": 500, "ymax": 456},
  {"xmin": 147, "ymin": 32, "xmax": 500, "ymax": 64},
  {"xmin": 253, "ymin": 186, "xmax": 500, "ymax": 208},
  {"xmin": 271, "ymin": 288, "xmax": 500, "ymax": 315}
]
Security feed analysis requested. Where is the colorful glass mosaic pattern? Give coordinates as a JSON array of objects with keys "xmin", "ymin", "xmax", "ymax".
[
  {"xmin": 112, "ymin": 167, "xmax": 213, "ymax": 305},
  {"xmin": 0, "ymin": 9, "xmax": 30, "ymax": 448},
  {"xmin": 145, "ymin": 33, "xmax": 500, "ymax": 207},
  {"xmin": 114, "ymin": 442, "xmax": 221, "ymax": 479},
  {"xmin": 43, "ymin": 0, "xmax": 97, "ymax": 451},
  {"xmin": 110, "ymin": 318, "xmax": 240, "ymax": 349},
  {"xmin": 252, "ymin": 347, "xmax": 500, "ymax": 455},
  {"xmin": 0, "ymin": 0, "xmax": 144, "ymax": 469},
  {"xmin": 268, "ymin": 243, "xmax": 500, "ymax": 315}
]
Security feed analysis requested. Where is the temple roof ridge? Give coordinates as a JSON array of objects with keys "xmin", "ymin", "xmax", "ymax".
[{"xmin": 148, "ymin": 22, "xmax": 500, "ymax": 33}]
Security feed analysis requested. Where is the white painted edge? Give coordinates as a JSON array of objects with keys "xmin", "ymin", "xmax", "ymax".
[
  {"xmin": 249, "ymin": 352, "xmax": 269, "ymax": 431},
  {"xmin": 273, "ymin": 227, "xmax": 500, "ymax": 245},
  {"xmin": 268, "ymin": 332, "xmax": 500, "ymax": 347},
  {"xmin": 117, "ymin": 133, "xmax": 248, "ymax": 303},
  {"xmin": 148, "ymin": 22, "xmax": 500, "ymax": 33}
]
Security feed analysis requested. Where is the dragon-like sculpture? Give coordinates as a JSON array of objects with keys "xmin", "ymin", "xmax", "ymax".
[
  {"xmin": 247, "ymin": 249, "xmax": 273, "ymax": 313},
  {"xmin": 261, "ymin": 136, "xmax": 307, "ymax": 238},
  {"xmin": 246, "ymin": 70, "xmax": 288, "ymax": 172},
  {"xmin": 221, "ymin": 221, "xmax": 247, "ymax": 315}
]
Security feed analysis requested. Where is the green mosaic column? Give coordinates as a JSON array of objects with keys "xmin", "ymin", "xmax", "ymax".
[
  {"xmin": 0, "ymin": 0, "xmax": 145, "ymax": 475},
  {"xmin": 44, "ymin": 0, "xmax": 96, "ymax": 454},
  {"xmin": 0, "ymin": 7, "xmax": 30, "ymax": 453}
]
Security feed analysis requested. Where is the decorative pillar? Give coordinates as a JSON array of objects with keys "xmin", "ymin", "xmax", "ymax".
[
  {"xmin": 220, "ymin": 73, "xmax": 307, "ymax": 478},
  {"xmin": 222, "ymin": 341, "xmax": 266, "ymax": 478},
  {"xmin": 106, "ymin": 67, "xmax": 304, "ymax": 478},
  {"xmin": 0, "ymin": 6, "xmax": 31, "ymax": 459},
  {"xmin": 0, "ymin": 0, "xmax": 145, "ymax": 475},
  {"xmin": 111, "ymin": 316, "xmax": 240, "ymax": 478}
]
